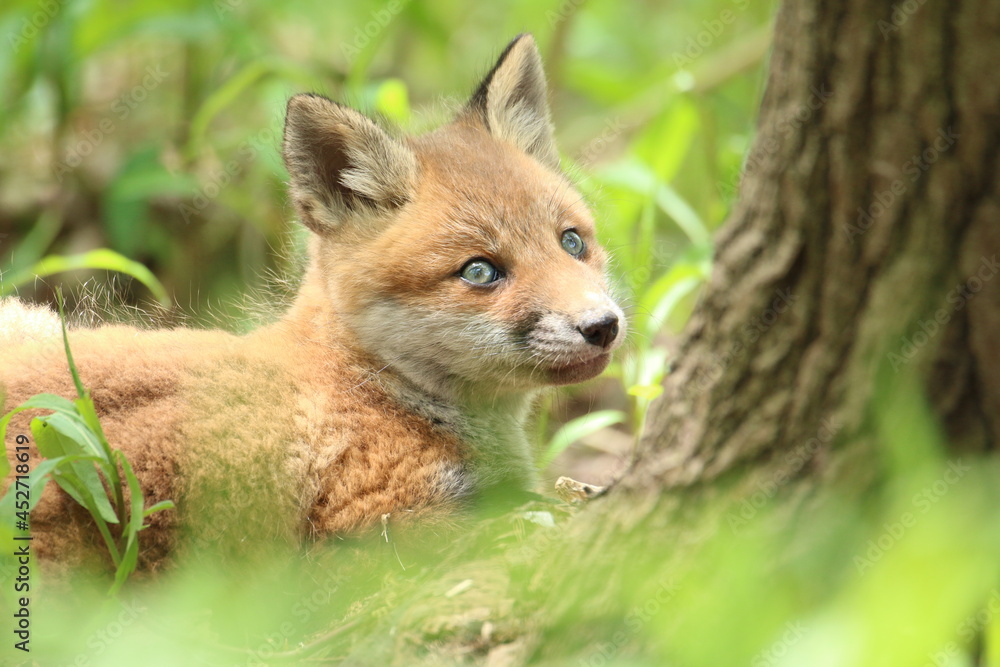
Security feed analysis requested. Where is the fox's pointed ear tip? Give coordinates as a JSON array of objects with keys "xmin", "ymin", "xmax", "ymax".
[
  {"xmin": 287, "ymin": 93, "xmax": 337, "ymax": 112},
  {"xmin": 508, "ymin": 33, "xmax": 538, "ymax": 51},
  {"xmin": 286, "ymin": 94, "xmax": 313, "ymax": 118}
]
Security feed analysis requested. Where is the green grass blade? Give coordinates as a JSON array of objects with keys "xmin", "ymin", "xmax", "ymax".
[
  {"xmin": 143, "ymin": 500, "xmax": 175, "ymax": 518},
  {"xmin": 110, "ymin": 536, "xmax": 139, "ymax": 597},
  {"xmin": 118, "ymin": 451, "xmax": 145, "ymax": 538},
  {"xmin": 0, "ymin": 249, "xmax": 170, "ymax": 306},
  {"xmin": 55, "ymin": 288, "xmax": 86, "ymax": 398}
]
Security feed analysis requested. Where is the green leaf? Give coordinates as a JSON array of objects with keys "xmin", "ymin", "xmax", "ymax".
[
  {"xmin": 0, "ymin": 249, "xmax": 170, "ymax": 306},
  {"xmin": 75, "ymin": 396, "xmax": 116, "ymax": 465},
  {"xmin": 0, "ymin": 456, "xmax": 71, "ymax": 524},
  {"xmin": 0, "ymin": 394, "xmax": 76, "ymax": 479},
  {"xmin": 6, "ymin": 393, "xmax": 79, "ymax": 416},
  {"xmin": 119, "ymin": 451, "xmax": 145, "ymax": 539},
  {"xmin": 32, "ymin": 418, "xmax": 119, "ymax": 524},
  {"xmin": 50, "ymin": 466, "xmax": 88, "ymax": 509},
  {"xmin": 34, "ymin": 411, "xmax": 105, "ymax": 459},
  {"xmin": 143, "ymin": 500, "xmax": 176, "ymax": 518},
  {"xmin": 29, "ymin": 454, "xmax": 105, "ymax": 512},
  {"xmin": 542, "ymin": 410, "xmax": 627, "ymax": 467}
]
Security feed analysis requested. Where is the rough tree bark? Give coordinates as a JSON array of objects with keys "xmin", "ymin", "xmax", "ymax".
[{"xmin": 628, "ymin": 0, "xmax": 999, "ymax": 495}]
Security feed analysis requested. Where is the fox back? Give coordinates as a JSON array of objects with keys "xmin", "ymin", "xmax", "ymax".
[{"xmin": 0, "ymin": 34, "xmax": 625, "ymax": 573}]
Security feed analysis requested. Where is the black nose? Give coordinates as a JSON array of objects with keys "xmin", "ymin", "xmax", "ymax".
[{"xmin": 577, "ymin": 312, "xmax": 620, "ymax": 349}]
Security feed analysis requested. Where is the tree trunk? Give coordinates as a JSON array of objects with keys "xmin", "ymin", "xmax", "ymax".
[{"xmin": 629, "ymin": 0, "xmax": 999, "ymax": 494}]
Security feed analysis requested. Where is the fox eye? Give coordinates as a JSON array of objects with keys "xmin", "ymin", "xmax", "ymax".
[
  {"xmin": 460, "ymin": 259, "xmax": 500, "ymax": 285},
  {"xmin": 561, "ymin": 230, "xmax": 585, "ymax": 257}
]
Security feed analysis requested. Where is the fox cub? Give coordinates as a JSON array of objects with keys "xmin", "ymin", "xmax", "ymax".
[{"xmin": 1, "ymin": 34, "xmax": 624, "ymax": 571}]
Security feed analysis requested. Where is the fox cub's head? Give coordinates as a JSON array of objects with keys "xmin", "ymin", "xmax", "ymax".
[{"xmin": 282, "ymin": 34, "xmax": 625, "ymax": 400}]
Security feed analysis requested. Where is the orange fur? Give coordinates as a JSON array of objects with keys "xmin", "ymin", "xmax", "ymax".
[{"xmin": 0, "ymin": 34, "xmax": 625, "ymax": 573}]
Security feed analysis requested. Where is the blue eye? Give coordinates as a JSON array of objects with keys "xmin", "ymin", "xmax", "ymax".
[
  {"xmin": 561, "ymin": 230, "xmax": 585, "ymax": 256},
  {"xmin": 460, "ymin": 259, "xmax": 500, "ymax": 285}
]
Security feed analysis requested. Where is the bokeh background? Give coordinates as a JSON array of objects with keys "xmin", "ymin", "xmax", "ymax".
[{"xmin": 0, "ymin": 0, "xmax": 777, "ymax": 485}]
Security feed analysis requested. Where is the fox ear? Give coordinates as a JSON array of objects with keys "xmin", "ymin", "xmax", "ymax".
[
  {"xmin": 464, "ymin": 34, "xmax": 560, "ymax": 170},
  {"xmin": 282, "ymin": 94, "xmax": 417, "ymax": 234}
]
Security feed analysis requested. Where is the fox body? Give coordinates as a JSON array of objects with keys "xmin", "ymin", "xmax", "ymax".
[{"xmin": 0, "ymin": 35, "xmax": 624, "ymax": 571}]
